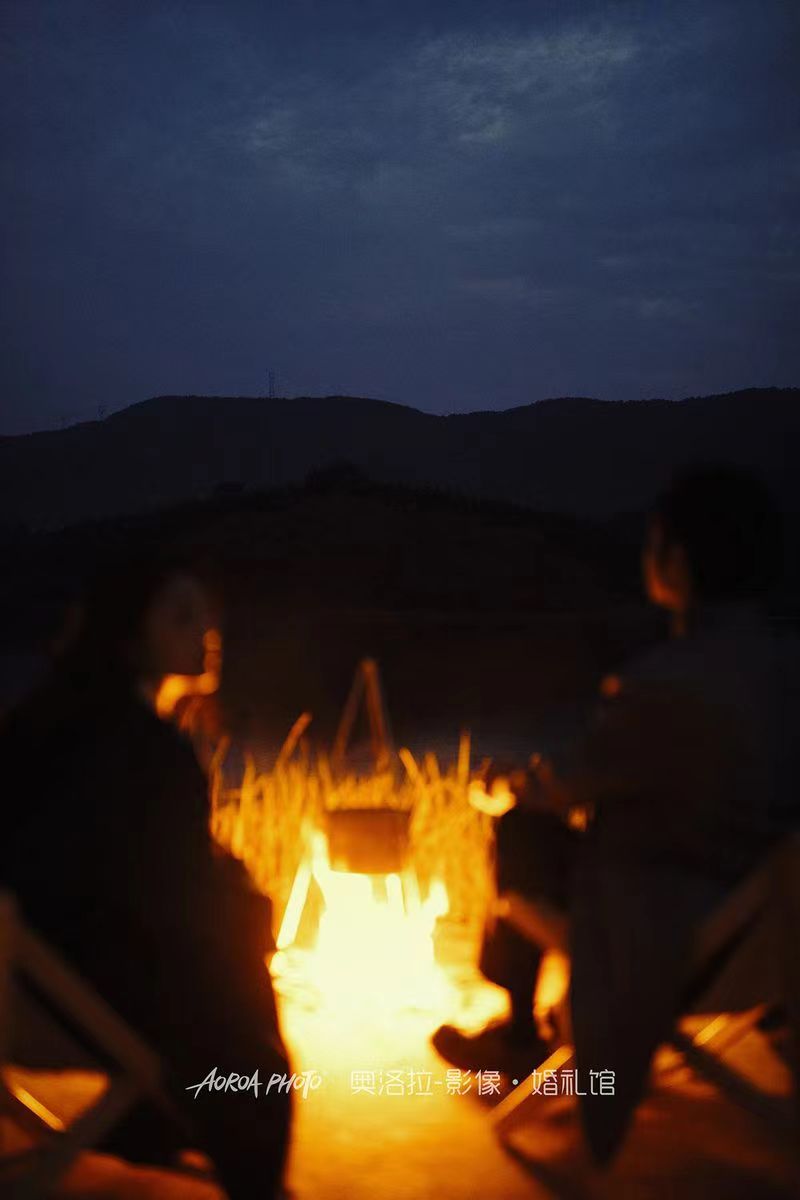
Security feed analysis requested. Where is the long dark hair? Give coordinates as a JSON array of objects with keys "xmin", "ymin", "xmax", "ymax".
[{"xmin": 4, "ymin": 546, "xmax": 201, "ymax": 738}]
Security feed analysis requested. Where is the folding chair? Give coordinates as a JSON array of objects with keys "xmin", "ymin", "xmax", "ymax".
[
  {"xmin": 490, "ymin": 835, "xmax": 800, "ymax": 1142},
  {"xmin": 0, "ymin": 891, "xmax": 186, "ymax": 1199}
]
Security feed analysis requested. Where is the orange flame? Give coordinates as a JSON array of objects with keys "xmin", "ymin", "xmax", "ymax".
[{"xmin": 156, "ymin": 627, "xmax": 222, "ymax": 719}]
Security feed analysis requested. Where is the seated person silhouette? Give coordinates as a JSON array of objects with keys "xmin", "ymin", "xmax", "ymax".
[
  {"xmin": 0, "ymin": 550, "xmax": 292, "ymax": 1199},
  {"xmin": 433, "ymin": 466, "xmax": 799, "ymax": 1158}
]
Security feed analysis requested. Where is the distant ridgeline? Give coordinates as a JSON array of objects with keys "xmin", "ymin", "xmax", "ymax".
[{"xmin": 0, "ymin": 388, "xmax": 797, "ymax": 530}]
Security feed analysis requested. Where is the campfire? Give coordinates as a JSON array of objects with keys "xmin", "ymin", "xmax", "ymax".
[
  {"xmin": 200, "ymin": 661, "xmax": 497, "ymax": 1021},
  {"xmin": 270, "ymin": 809, "xmax": 451, "ymax": 1016}
]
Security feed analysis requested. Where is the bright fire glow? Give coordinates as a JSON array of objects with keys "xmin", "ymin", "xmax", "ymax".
[
  {"xmin": 156, "ymin": 627, "xmax": 222, "ymax": 719},
  {"xmin": 533, "ymin": 949, "xmax": 570, "ymax": 1039},
  {"xmin": 273, "ymin": 830, "xmax": 452, "ymax": 1018},
  {"xmin": 468, "ymin": 777, "xmax": 516, "ymax": 818}
]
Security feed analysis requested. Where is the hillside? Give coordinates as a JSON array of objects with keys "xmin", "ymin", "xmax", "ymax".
[
  {"xmin": 1, "ymin": 388, "xmax": 797, "ymax": 529},
  {"xmin": 0, "ymin": 478, "xmax": 656, "ymax": 741}
]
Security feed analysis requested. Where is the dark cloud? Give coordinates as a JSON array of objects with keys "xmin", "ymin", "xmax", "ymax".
[{"xmin": 1, "ymin": 0, "xmax": 798, "ymax": 431}]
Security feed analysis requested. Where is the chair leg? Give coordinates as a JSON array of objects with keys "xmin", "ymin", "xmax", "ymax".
[
  {"xmin": 491, "ymin": 1044, "xmax": 575, "ymax": 1137},
  {"xmin": 5, "ymin": 1075, "xmax": 141, "ymax": 1200},
  {"xmin": 684, "ymin": 1004, "xmax": 770, "ymax": 1055},
  {"xmin": 670, "ymin": 1006, "xmax": 794, "ymax": 1132}
]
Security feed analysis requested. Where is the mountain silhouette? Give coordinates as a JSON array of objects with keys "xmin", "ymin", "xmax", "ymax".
[{"xmin": 1, "ymin": 388, "xmax": 797, "ymax": 530}]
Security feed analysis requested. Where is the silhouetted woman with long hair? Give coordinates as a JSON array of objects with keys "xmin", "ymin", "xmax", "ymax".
[{"xmin": 0, "ymin": 549, "xmax": 291, "ymax": 1199}]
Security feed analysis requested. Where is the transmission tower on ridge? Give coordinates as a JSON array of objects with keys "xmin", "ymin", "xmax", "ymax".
[{"xmin": 267, "ymin": 369, "xmax": 276, "ymax": 400}]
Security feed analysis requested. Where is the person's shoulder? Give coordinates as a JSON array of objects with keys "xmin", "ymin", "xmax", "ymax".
[
  {"xmin": 96, "ymin": 693, "xmax": 205, "ymax": 779},
  {"xmin": 606, "ymin": 609, "xmax": 798, "ymax": 729},
  {"xmin": 599, "ymin": 636, "xmax": 721, "ymax": 727},
  {"xmin": 617, "ymin": 607, "xmax": 776, "ymax": 681},
  {"xmin": 137, "ymin": 699, "xmax": 206, "ymax": 768},
  {"xmin": 612, "ymin": 637, "xmax": 695, "ymax": 693}
]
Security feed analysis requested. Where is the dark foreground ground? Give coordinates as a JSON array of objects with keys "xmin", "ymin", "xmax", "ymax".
[{"xmin": 8, "ymin": 938, "xmax": 797, "ymax": 1199}]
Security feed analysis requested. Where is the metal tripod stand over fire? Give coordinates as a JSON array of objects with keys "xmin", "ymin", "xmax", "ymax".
[{"xmin": 272, "ymin": 661, "xmax": 450, "ymax": 1014}]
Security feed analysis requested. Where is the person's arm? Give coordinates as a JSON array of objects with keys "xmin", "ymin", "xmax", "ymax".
[
  {"xmin": 93, "ymin": 723, "xmax": 274, "ymax": 961},
  {"xmin": 555, "ymin": 674, "xmax": 729, "ymax": 858},
  {"xmin": 160, "ymin": 745, "xmax": 275, "ymax": 959},
  {"xmin": 469, "ymin": 753, "xmax": 575, "ymax": 819},
  {"xmin": 472, "ymin": 673, "xmax": 709, "ymax": 835}
]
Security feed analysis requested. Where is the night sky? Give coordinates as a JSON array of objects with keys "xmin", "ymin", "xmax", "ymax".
[{"xmin": 2, "ymin": 0, "xmax": 798, "ymax": 434}]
